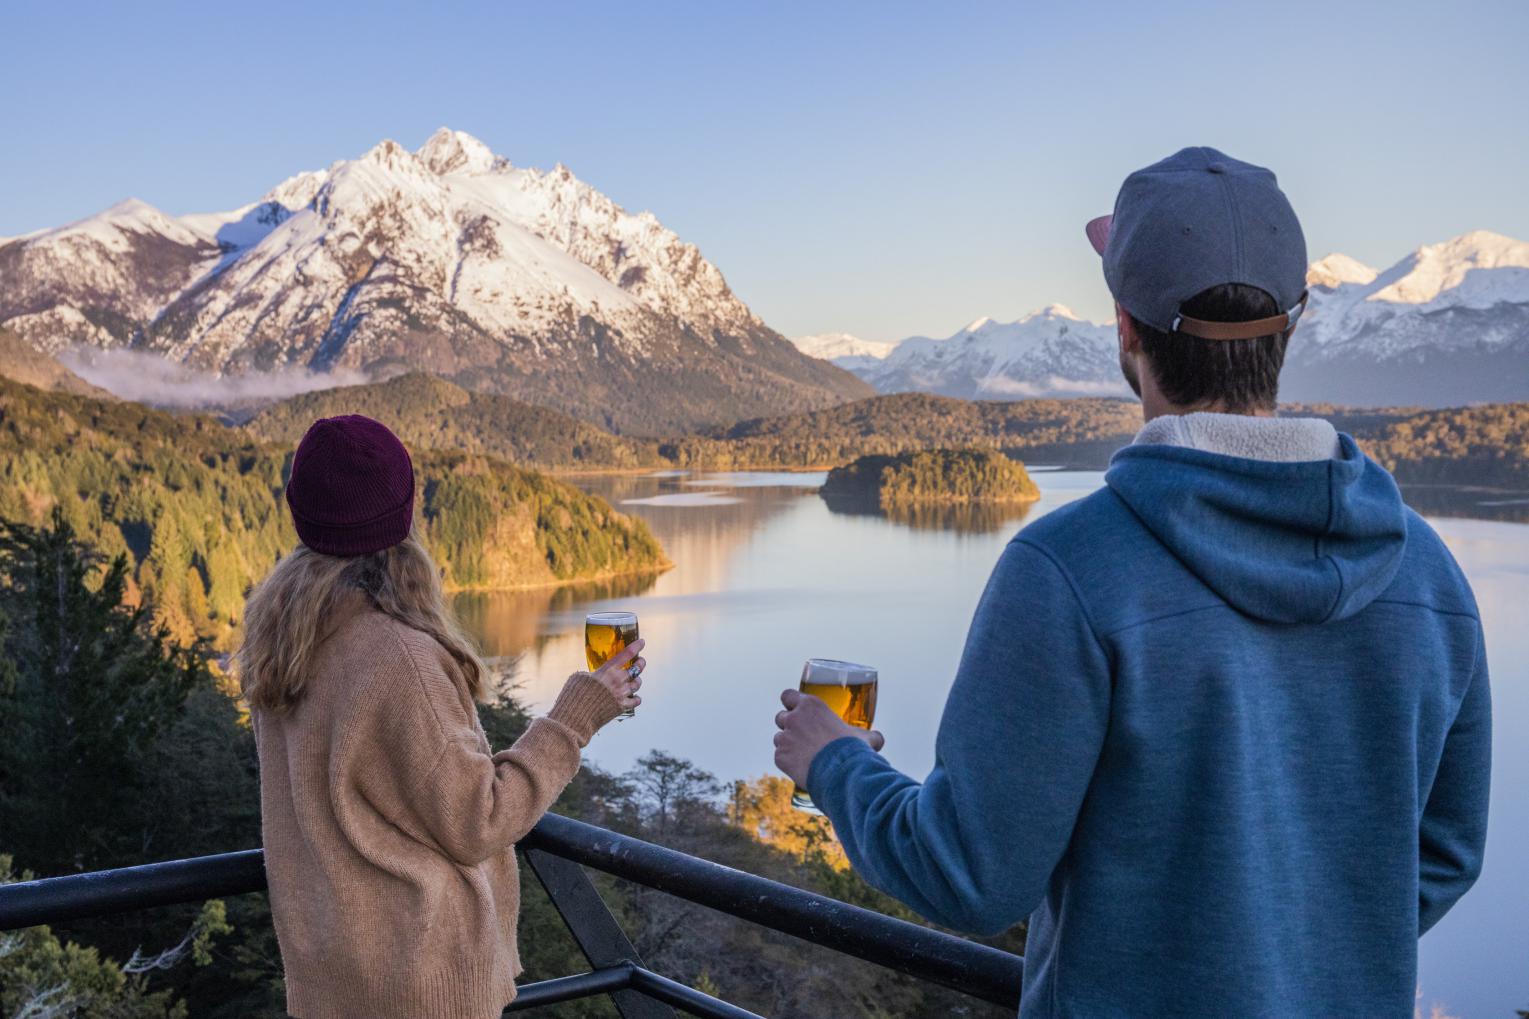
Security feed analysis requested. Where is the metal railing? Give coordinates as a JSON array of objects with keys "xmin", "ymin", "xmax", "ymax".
[{"xmin": 0, "ymin": 812, "xmax": 1025, "ymax": 1018}]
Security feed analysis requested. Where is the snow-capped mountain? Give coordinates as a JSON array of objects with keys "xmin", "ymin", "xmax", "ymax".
[
  {"xmin": 791, "ymin": 332, "xmax": 898, "ymax": 372},
  {"xmin": 1281, "ymin": 230, "xmax": 1529, "ymax": 406},
  {"xmin": 852, "ymin": 305, "xmax": 1129, "ymax": 400},
  {"xmin": 811, "ymin": 231, "xmax": 1529, "ymax": 407},
  {"xmin": 0, "ymin": 128, "xmax": 869, "ymax": 433}
]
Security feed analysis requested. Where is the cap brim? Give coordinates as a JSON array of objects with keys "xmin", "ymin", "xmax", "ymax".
[{"xmin": 1085, "ymin": 214, "xmax": 1112, "ymax": 256}]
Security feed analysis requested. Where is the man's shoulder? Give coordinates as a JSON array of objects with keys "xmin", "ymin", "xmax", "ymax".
[
  {"xmin": 1011, "ymin": 484, "xmax": 1162, "ymax": 572},
  {"xmin": 1014, "ymin": 485, "xmax": 1130, "ymax": 549},
  {"xmin": 1007, "ymin": 485, "xmax": 1211, "ymax": 634},
  {"xmin": 1378, "ymin": 508, "xmax": 1480, "ymax": 620}
]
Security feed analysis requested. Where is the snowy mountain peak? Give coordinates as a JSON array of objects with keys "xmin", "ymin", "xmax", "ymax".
[
  {"xmin": 262, "ymin": 169, "xmax": 330, "ymax": 212},
  {"xmin": 21, "ymin": 197, "xmax": 209, "ymax": 252},
  {"xmin": 417, "ymin": 128, "xmax": 500, "ymax": 176},
  {"xmin": 1030, "ymin": 303, "xmax": 1080, "ymax": 321},
  {"xmin": 1435, "ymin": 229, "xmax": 1528, "ymax": 261},
  {"xmin": 792, "ymin": 332, "xmax": 896, "ymax": 362},
  {"xmin": 1308, "ymin": 252, "xmax": 1378, "ymax": 289},
  {"xmin": 851, "ymin": 309, "xmax": 1127, "ymax": 400},
  {"xmin": 1366, "ymin": 230, "xmax": 1529, "ymax": 306},
  {"xmin": 358, "ymin": 138, "xmax": 425, "ymax": 175}
]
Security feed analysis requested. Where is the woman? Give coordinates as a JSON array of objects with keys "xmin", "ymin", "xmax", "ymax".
[{"xmin": 236, "ymin": 414, "xmax": 643, "ymax": 1019}]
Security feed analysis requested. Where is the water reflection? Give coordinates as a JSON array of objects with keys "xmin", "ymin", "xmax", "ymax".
[
  {"xmin": 820, "ymin": 492, "xmax": 1038, "ymax": 533},
  {"xmin": 1400, "ymin": 484, "xmax": 1529, "ymax": 523},
  {"xmin": 452, "ymin": 471, "xmax": 824, "ymax": 709},
  {"xmin": 455, "ymin": 571, "xmax": 661, "ymax": 659}
]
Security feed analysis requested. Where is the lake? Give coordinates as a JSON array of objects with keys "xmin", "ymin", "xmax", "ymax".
[{"xmin": 455, "ymin": 468, "xmax": 1527, "ymax": 1019}]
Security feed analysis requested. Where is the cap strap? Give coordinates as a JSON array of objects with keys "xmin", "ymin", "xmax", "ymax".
[{"xmin": 1171, "ymin": 291, "xmax": 1307, "ymax": 341}]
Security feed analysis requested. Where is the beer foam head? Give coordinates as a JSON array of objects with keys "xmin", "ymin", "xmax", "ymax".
[
  {"xmin": 802, "ymin": 658, "xmax": 877, "ymax": 685},
  {"xmin": 587, "ymin": 611, "xmax": 637, "ymax": 626}
]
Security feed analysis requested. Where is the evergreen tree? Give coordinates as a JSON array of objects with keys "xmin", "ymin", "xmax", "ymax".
[{"xmin": 0, "ymin": 509, "xmax": 208, "ymax": 875}]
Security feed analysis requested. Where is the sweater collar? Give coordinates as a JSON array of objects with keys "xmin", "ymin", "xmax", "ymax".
[{"xmin": 1131, "ymin": 411, "xmax": 1340, "ymax": 463}]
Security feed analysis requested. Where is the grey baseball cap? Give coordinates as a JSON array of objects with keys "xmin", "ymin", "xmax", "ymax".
[{"xmin": 1086, "ymin": 146, "xmax": 1309, "ymax": 341}]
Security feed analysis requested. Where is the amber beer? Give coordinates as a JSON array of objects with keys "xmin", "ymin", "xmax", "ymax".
[
  {"xmin": 585, "ymin": 611, "xmax": 640, "ymax": 718},
  {"xmin": 792, "ymin": 659, "xmax": 878, "ymax": 813}
]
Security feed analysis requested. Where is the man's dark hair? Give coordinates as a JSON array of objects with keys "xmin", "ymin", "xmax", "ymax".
[{"xmin": 1129, "ymin": 284, "xmax": 1289, "ymax": 413}]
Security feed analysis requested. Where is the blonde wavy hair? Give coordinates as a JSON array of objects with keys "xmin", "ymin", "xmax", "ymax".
[{"xmin": 235, "ymin": 531, "xmax": 486, "ymax": 713}]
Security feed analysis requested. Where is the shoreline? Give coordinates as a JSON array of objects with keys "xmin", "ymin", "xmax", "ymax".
[{"xmin": 443, "ymin": 559, "xmax": 674, "ymax": 596}]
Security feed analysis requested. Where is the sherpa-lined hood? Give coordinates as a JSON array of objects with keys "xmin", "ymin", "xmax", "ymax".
[{"xmin": 1105, "ymin": 433, "xmax": 1407, "ymax": 623}]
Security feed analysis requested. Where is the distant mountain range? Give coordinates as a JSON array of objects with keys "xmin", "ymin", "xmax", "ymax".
[
  {"xmin": 0, "ymin": 128, "xmax": 869, "ymax": 434},
  {"xmin": 792, "ymin": 333, "xmax": 900, "ymax": 373},
  {"xmin": 794, "ymin": 231, "xmax": 1529, "ymax": 407},
  {"xmin": 814, "ymin": 306, "xmax": 1127, "ymax": 400}
]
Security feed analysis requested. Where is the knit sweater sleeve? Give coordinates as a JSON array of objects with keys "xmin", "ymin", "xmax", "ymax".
[{"xmin": 357, "ymin": 627, "xmax": 624, "ymax": 866}]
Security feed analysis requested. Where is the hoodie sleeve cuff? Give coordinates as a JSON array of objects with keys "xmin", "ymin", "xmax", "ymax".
[
  {"xmin": 806, "ymin": 735, "xmax": 877, "ymax": 812},
  {"xmin": 546, "ymin": 673, "xmax": 624, "ymax": 746}
]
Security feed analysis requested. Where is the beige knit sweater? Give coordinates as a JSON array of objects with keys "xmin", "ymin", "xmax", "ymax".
[{"xmin": 253, "ymin": 595, "xmax": 623, "ymax": 1019}]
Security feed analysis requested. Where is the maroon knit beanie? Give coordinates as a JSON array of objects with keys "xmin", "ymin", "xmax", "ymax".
[{"xmin": 285, "ymin": 415, "xmax": 415, "ymax": 557}]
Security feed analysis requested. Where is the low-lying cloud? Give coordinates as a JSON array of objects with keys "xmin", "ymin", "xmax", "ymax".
[
  {"xmin": 975, "ymin": 374, "xmax": 1133, "ymax": 399},
  {"xmin": 59, "ymin": 347, "xmax": 369, "ymax": 408}
]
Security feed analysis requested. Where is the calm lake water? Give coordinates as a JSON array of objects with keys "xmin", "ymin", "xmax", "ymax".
[{"xmin": 455, "ymin": 469, "xmax": 1527, "ymax": 1019}]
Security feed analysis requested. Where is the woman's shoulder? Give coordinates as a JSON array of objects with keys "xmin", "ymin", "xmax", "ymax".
[
  {"xmin": 328, "ymin": 603, "xmax": 474, "ymax": 735},
  {"xmin": 330, "ymin": 604, "xmax": 450, "ymax": 680}
]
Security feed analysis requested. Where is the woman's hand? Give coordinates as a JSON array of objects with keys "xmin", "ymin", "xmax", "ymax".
[{"xmin": 590, "ymin": 638, "xmax": 645, "ymax": 713}]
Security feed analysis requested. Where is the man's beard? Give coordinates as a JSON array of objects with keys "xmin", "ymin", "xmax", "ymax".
[{"xmin": 1119, "ymin": 347, "xmax": 1143, "ymax": 398}]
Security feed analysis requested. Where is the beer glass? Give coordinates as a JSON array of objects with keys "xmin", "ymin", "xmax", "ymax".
[
  {"xmin": 792, "ymin": 658, "xmax": 878, "ymax": 813},
  {"xmin": 585, "ymin": 611, "xmax": 640, "ymax": 719}
]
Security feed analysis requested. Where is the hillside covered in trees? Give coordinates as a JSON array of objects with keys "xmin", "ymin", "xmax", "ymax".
[
  {"xmin": 244, "ymin": 372, "xmax": 663, "ymax": 471},
  {"xmin": 244, "ymin": 383, "xmax": 1141, "ymax": 471},
  {"xmin": 1358, "ymin": 403, "xmax": 1529, "ymax": 489},
  {"xmin": 0, "ymin": 377, "xmax": 667, "ymax": 650},
  {"xmin": 661, "ymin": 393, "xmax": 1142, "ymax": 469}
]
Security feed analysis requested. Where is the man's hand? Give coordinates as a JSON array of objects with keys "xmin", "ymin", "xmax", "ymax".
[{"xmin": 773, "ymin": 688, "xmax": 886, "ymax": 790}]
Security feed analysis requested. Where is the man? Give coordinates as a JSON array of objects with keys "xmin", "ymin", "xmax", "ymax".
[{"xmin": 773, "ymin": 147, "xmax": 1491, "ymax": 1018}]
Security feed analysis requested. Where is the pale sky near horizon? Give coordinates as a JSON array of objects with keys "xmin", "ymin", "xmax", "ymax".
[{"xmin": 2, "ymin": 0, "xmax": 1526, "ymax": 342}]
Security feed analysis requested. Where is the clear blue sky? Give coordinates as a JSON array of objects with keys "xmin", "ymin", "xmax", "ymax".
[{"xmin": 2, "ymin": 0, "xmax": 1526, "ymax": 341}]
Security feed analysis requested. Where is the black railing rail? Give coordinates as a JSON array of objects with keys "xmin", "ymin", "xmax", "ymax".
[{"xmin": 0, "ymin": 812, "xmax": 1025, "ymax": 1019}]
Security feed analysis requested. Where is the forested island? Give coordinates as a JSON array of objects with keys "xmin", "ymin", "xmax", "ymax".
[
  {"xmin": 822, "ymin": 449, "xmax": 1041, "ymax": 508},
  {"xmin": 0, "ymin": 377, "xmax": 667, "ymax": 650}
]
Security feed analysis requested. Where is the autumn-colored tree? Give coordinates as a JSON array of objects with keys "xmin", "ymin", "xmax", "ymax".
[{"xmin": 730, "ymin": 775, "xmax": 848, "ymax": 869}]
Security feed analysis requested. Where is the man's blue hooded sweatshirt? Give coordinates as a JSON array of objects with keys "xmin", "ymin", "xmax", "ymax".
[{"xmin": 809, "ymin": 429, "xmax": 1491, "ymax": 1018}]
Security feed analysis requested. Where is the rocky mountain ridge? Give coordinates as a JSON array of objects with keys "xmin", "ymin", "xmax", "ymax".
[{"xmin": 0, "ymin": 128, "xmax": 869, "ymax": 433}]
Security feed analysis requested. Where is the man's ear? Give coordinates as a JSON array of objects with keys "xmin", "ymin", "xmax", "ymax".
[{"xmin": 1115, "ymin": 301, "xmax": 1141, "ymax": 354}]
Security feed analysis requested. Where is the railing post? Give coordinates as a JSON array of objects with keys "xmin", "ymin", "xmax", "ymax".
[{"xmin": 519, "ymin": 847, "xmax": 677, "ymax": 1019}]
